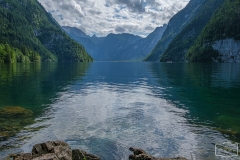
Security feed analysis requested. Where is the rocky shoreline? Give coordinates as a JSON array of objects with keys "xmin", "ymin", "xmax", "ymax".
[{"xmin": 7, "ymin": 140, "xmax": 187, "ymax": 160}]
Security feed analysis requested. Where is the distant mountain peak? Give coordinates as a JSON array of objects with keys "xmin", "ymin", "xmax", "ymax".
[
  {"xmin": 62, "ymin": 26, "xmax": 89, "ymax": 39},
  {"xmin": 154, "ymin": 24, "xmax": 167, "ymax": 32}
]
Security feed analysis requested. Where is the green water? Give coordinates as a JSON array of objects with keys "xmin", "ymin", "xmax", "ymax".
[
  {"xmin": 151, "ymin": 63, "xmax": 240, "ymax": 138},
  {"xmin": 0, "ymin": 62, "xmax": 240, "ymax": 159},
  {"xmin": 0, "ymin": 63, "xmax": 89, "ymax": 114}
]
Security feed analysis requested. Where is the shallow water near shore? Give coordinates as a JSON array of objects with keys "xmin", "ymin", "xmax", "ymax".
[{"xmin": 0, "ymin": 62, "xmax": 240, "ymax": 159}]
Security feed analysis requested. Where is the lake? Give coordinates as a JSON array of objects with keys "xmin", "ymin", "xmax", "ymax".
[{"xmin": 0, "ymin": 62, "xmax": 240, "ymax": 159}]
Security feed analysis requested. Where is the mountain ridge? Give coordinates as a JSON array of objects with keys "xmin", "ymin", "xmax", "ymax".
[{"xmin": 63, "ymin": 25, "xmax": 166, "ymax": 61}]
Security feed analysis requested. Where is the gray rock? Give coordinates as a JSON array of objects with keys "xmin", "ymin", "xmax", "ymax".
[
  {"xmin": 32, "ymin": 140, "xmax": 72, "ymax": 160},
  {"xmin": 212, "ymin": 38, "xmax": 240, "ymax": 63},
  {"xmin": 32, "ymin": 153, "xmax": 59, "ymax": 160},
  {"xmin": 129, "ymin": 147, "xmax": 188, "ymax": 160},
  {"xmin": 72, "ymin": 149, "xmax": 100, "ymax": 160},
  {"xmin": 10, "ymin": 153, "xmax": 32, "ymax": 160},
  {"xmin": 9, "ymin": 140, "xmax": 100, "ymax": 160},
  {"xmin": 9, "ymin": 141, "xmax": 187, "ymax": 160}
]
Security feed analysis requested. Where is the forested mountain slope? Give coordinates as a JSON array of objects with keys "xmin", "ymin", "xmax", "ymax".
[
  {"xmin": 186, "ymin": 0, "xmax": 240, "ymax": 62},
  {"xmin": 145, "ymin": 0, "xmax": 205, "ymax": 61},
  {"xmin": 160, "ymin": 0, "xmax": 224, "ymax": 62},
  {"xmin": 0, "ymin": 0, "xmax": 93, "ymax": 63}
]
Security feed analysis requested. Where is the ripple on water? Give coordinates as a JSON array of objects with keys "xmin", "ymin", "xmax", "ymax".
[
  {"xmin": 7, "ymin": 83, "xmax": 199, "ymax": 159},
  {"xmin": 1, "ymin": 63, "xmax": 239, "ymax": 160}
]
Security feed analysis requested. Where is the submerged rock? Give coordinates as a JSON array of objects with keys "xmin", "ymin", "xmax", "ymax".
[
  {"xmin": 0, "ymin": 106, "xmax": 33, "ymax": 118},
  {"xmin": 0, "ymin": 106, "xmax": 34, "ymax": 142},
  {"xmin": 129, "ymin": 147, "xmax": 187, "ymax": 160}
]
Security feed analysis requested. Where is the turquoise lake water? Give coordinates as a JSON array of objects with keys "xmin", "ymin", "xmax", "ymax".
[{"xmin": 0, "ymin": 62, "xmax": 240, "ymax": 159}]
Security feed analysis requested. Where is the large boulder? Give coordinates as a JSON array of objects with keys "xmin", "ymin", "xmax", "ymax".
[{"xmin": 32, "ymin": 140, "xmax": 72, "ymax": 160}]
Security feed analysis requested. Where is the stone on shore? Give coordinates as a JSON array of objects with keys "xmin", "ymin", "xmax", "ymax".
[
  {"xmin": 10, "ymin": 140, "xmax": 100, "ymax": 160},
  {"xmin": 129, "ymin": 147, "xmax": 188, "ymax": 160},
  {"xmin": 72, "ymin": 149, "xmax": 100, "ymax": 160},
  {"xmin": 31, "ymin": 140, "xmax": 72, "ymax": 159},
  {"xmin": 9, "ymin": 141, "xmax": 188, "ymax": 160}
]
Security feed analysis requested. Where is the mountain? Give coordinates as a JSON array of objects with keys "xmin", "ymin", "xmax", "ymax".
[
  {"xmin": 63, "ymin": 25, "xmax": 166, "ymax": 61},
  {"xmin": 114, "ymin": 24, "xmax": 167, "ymax": 61},
  {"xmin": 160, "ymin": 0, "xmax": 224, "ymax": 62},
  {"xmin": 144, "ymin": 0, "xmax": 205, "ymax": 61},
  {"xmin": 96, "ymin": 33, "xmax": 142, "ymax": 61},
  {"xmin": 0, "ymin": 0, "xmax": 93, "ymax": 63},
  {"xmin": 63, "ymin": 26, "xmax": 142, "ymax": 61},
  {"xmin": 62, "ymin": 26, "xmax": 90, "ymax": 39},
  {"xmin": 186, "ymin": 0, "xmax": 240, "ymax": 62}
]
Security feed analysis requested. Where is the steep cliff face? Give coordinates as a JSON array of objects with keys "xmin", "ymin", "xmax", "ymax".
[
  {"xmin": 186, "ymin": 0, "xmax": 240, "ymax": 62},
  {"xmin": 160, "ymin": 0, "xmax": 224, "ymax": 62},
  {"xmin": 212, "ymin": 39, "xmax": 240, "ymax": 62},
  {"xmin": 0, "ymin": 0, "xmax": 93, "ymax": 62},
  {"xmin": 144, "ymin": 0, "xmax": 205, "ymax": 61}
]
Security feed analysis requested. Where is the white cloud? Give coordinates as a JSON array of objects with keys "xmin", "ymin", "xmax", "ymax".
[{"xmin": 38, "ymin": 0, "xmax": 189, "ymax": 37}]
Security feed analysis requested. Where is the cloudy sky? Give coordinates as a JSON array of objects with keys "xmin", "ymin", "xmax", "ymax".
[{"xmin": 38, "ymin": 0, "xmax": 189, "ymax": 37}]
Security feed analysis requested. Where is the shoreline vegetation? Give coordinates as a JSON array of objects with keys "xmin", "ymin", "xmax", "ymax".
[
  {"xmin": 0, "ymin": 43, "xmax": 41, "ymax": 63},
  {"xmin": 7, "ymin": 140, "xmax": 187, "ymax": 160}
]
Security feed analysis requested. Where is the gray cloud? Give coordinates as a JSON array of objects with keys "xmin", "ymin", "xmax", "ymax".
[
  {"xmin": 106, "ymin": 0, "xmax": 146, "ymax": 13},
  {"xmin": 87, "ymin": 9, "xmax": 102, "ymax": 15},
  {"xmin": 115, "ymin": 26, "xmax": 126, "ymax": 32},
  {"xmin": 38, "ymin": 0, "xmax": 189, "ymax": 37},
  {"xmin": 145, "ymin": 25, "xmax": 155, "ymax": 31}
]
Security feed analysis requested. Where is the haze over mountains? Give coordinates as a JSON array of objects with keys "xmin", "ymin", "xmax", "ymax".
[{"xmin": 63, "ymin": 25, "xmax": 167, "ymax": 61}]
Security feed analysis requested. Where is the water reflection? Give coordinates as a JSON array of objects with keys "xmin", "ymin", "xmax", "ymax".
[
  {"xmin": 0, "ymin": 62, "xmax": 91, "ymax": 158},
  {"xmin": 150, "ymin": 62, "xmax": 240, "ymax": 159},
  {"xmin": 151, "ymin": 63, "xmax": 240, "ymax": 133},
  {"xmin": 19, "ymin": 81, "xmax": 197, "ymax": 160},
  {"xmin": 0, "ymin": 62, "xmax": 239, "ymax": 160}
]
